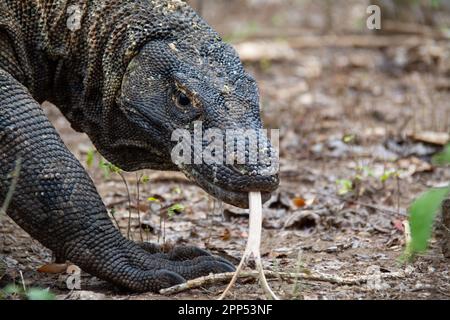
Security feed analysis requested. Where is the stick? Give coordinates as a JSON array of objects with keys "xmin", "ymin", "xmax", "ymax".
[
  {"xmin": 311, "ymin": 190, "xmax": 407, "ymax": 216},
  {"xmin": 160, "ymin": 270, "xmax": 405, "ymax": 295}
]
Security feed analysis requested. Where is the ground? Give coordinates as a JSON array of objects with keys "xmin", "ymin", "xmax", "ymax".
[{"xmin": 1, "ymin": 0, "xmax": 449, "ymax": 300}]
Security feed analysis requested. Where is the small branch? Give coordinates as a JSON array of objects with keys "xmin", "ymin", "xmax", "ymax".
[
  {"xmin": 117, "ymin": 172, "xmax": 133, "ymax": 240},
  {"xmin": 109, "ymin": 209, "xmax": 121, "ymax": 231},
  {"xmin": 136, "ymin": 173, "xmax": 143, "ymax": 242},
  {"xmin": 311, "ymin": 190, "xmax": 407, "ymax": 216},
  {"xmin": 160, "ymin": 270, "xmax": 405, "ymax": 295}
]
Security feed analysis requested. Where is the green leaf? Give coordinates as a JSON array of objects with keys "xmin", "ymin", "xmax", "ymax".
[
  {"xmin": 26, "ymin": 288, "xmax": 55, "ymax": 300},
  {"xmin": 86, "ymin": 149, "xmax": 96, "ymax": 168},
  {"xmin": 108, "ymin": 163, "xmax": 122, "ymax": 174},
  {"xmin": 380, "ymin": 169, "xmax": 397, "ymax": 183},
  {"xmin": 167, "ymin": 203, "xmax": 185, "ymax": 218},
  {"xmin": 99, "ymin": 159, "xmax": 111, "ymax": 179},
  {"xmin": 99, "ymin": 160, "xmax": 122, "ymax": 178},
  {"xmin": 407, "ymin": 186, "xmax": 450, "ymax": 255},
  {"xmin": 343, "ymin": 134, "xmax": 356, "ymax": 144},
  {"xmin": 432, "ymin": 144, "xmax": 450, "ymax": 166},
  {"xmin": 140, "ymin": 175, "xmax": 150, "ymax": 184},
  {"xmin": 336, "ymin": 179, "xmax": 353, "ymax": 195},
  {"xmin": 147, "ymin": 197, "xmax": 160, "ymax": 202}
]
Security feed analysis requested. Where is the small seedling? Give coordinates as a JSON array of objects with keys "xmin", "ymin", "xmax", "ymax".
[
  {"xmin": 343, "ymin": 134, "xmax": 356, "ymax": 144},
  {"xmin": 85, "ymin": 148, "xmax": 96, "ymax": 168},
  {"xmin": 167, "ymin": 203, "xmax": 185, "ymax": 219},
  {"xmin": 140, "ymin": 175, "xmax": 150, "ymax": 184},
  {"xmin": 336, "ymin": 179, "xmax": 353, "ymax": 195}
]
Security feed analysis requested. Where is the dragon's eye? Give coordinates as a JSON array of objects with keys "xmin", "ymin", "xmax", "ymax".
[{"xmin": 175, "ymin": 91, "xmax": 191, "ymax": 108}]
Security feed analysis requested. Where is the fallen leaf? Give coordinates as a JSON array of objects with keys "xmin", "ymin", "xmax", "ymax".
[
  {"xmin": 411, "ymin": 131, "xmax": 449, "ymax": 146},
  {"xmin": 37, "ymin": 263, "xmax": 68, "ymax": 274},
  {"xmin": 221, "ymin": 228, "xmax": 231, "ymax": 241},
  {"xmin": 292, "ymin": 197, "xmax": 306, "ymax": 208}
]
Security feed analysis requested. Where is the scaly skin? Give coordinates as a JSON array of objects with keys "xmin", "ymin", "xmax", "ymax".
[{"xmin": 0, "ymin": 0, "xmax": 279, "ymax": 292}]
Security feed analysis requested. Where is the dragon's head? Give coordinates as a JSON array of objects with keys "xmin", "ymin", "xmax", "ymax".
[{"xmin": 109, "ymin": 8, "xmax": 279, "ymax": 208}]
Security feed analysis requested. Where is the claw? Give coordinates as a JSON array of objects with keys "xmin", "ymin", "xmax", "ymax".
[
  {"xmin": 153, "ymin": 270, "xmax": 186, "ymax": 289},
  {"xmin": 175, "ymin": 260, "xmax": 236, "ymax": 280},
  {"xmin": 167, "ymin": 246, "xmax": 211, "ymax": 260},
  {"xmin": 211, "ymin": 255, "xmax": 236, "ymax": 269}
]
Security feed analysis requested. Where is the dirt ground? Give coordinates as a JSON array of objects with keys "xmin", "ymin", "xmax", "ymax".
[{"xmin": 1, "ymin": 0, "xmax": 449, "ymax": 300}]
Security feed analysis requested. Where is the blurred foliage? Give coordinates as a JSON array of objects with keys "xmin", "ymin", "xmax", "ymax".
[
  {"xmin": 432, "ymin": 144, "xmax": 450, "ymax": 166},
  {"xmin": 405, "ymin": 143, "xmax": 450, "ymax": 259},
  {"xmin": 1, "ymin": 284, "xmax": 55, "ymax": 300}
]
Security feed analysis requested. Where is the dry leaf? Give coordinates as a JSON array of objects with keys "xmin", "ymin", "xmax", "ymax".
[
  {"xmin": 411, "ymin": 131, "xmax": 449, "ymax": 146},
  {"xmin": 292, "ymin": 197, "xmax": 306, "ymax": 208},
  {"xmin": 221, "ymin": 228, "xmax": 231, "ymax": 241},
  {"xmin": 37, "ymin": 263, "xmax": 68, "ymax": 274}
]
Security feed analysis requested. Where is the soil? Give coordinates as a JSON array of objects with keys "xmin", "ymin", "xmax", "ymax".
[{"xmin": 1, "ymin": 0, "xmax": 449, "ymax": 300}]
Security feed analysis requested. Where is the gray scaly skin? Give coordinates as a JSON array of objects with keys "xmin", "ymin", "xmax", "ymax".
[{"xmin": 0, "ymin": 0, "xmax": 279, "ymax": 292}]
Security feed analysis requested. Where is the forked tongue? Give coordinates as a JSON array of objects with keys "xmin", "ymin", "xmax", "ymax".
[{"xmin": 219, "ymin": 192, "xmax": 279, "ymax": 300}]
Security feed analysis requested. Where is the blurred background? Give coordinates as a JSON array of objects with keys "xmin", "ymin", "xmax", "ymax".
[{"xmin": 1, "ymin": 0, "xmax": 449, "ymax": 299}]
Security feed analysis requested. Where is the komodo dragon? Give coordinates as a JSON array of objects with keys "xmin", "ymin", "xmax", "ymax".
[{"xmin": 0, "ymin": 0, "xmax": 279, "ymax": 292}]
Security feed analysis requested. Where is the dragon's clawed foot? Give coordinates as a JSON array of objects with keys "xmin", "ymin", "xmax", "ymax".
[{"xmin": 134, "ymin": 242, "xmax": 235, "ymax": 290}]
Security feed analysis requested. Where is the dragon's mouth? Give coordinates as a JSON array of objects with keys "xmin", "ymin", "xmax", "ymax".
[{"xmin": 180, "ymin": 166, "xmax": 274, "ymax": 208}]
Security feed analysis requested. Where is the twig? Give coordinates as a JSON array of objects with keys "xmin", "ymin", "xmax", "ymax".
[
  {"xmin": 19, "ymin": 270, "xmax": 27, "ymax": 293},
  {"xmin": 0, "ymin": 158, "xmax": 22, "ymax": 215},
  {"xmin": 136, "ymin": 173, "xmax": 143, "ymax": 242},
  {"xmin": 311, "ymin": 190, "xmax": 407, "ymax": 216},
  {"xmin": 117, "ymin": 172, "xmax": 133, "ymax": 240},
  {"xmin": 160, "ymin": 270, "xmax": 405, "ymax": 295},
  {"xmin": 109, "ymin": 208, "xmax": 121, "ymax": 231}
]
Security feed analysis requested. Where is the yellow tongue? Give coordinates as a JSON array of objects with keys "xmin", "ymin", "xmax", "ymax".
[
  {"xmin": 219, "ymin": 192, "xmax": 279, "ymax": 300},
  {"xmin": 246, "ymin": 192, "xmax": 263, "ymax": 256}
]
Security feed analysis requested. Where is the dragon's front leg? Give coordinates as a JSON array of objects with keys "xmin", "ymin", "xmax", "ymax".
[{"xmin": 0, "ymin": 69, "xmax": 234, "ymax": 292}]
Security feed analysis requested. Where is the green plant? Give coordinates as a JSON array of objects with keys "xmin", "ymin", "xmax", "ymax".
[
  {"xmin": 405, "ymin": 143, "xmax": 450, "ymax": 259},
  {"xmin": 380, "ymin": 169, "xmax": 399, "ymax": 183},
  {"xmin": 85, "ymin": 148, "xmax": 96, "ymax": 168},
  {"xmin": 167, "ymin": 203, "xmax": 185, "ymax": 219},
  {"xmin": 432, "ymin": 144, "xmax": 450, "ymax": 165},
  {"xmin": 336, "ymin": 179, "xmax": 353, "ymax": 195},
  {"xmin": 99, "ymin": 160, "xmax": 137, "ymax": 240},
  {"xmin": 404, "ymin": 186, "xmax": 449, "ymax": 259}
]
